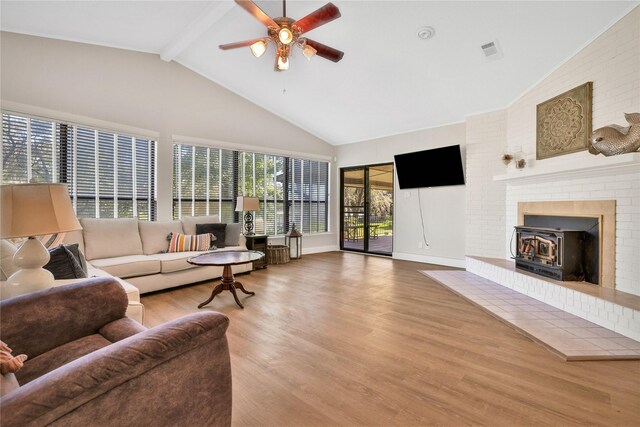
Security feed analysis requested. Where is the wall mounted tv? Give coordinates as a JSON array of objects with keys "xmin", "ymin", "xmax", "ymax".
[{"xmin": 394, "ymin": 145, "xmax": 465, "ymax": 189}]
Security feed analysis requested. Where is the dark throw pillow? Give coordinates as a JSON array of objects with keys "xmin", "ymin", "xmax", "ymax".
[
  {"xmin": 63, "ymin": 243, "xmax": 88, "ymax": 275},
  {"xmin": 196, "ymin": 223, "xmax": 227, "ymax": 249},
  {"xmin": 225, "ymin": 223, "xmax": 242, "ymax": 247},
  {"xmin": 44, "ymin": 245, "xmax": 87, "ymax": 280}
]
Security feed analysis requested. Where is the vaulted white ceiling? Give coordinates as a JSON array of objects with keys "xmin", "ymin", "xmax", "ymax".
[{"xmin": 1, "ymin": 1, "xmax": 637, "ymax": 145}]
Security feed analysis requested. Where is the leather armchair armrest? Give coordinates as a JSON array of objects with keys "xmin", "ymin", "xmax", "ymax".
[
  {"xmin": 1, "ymin": 312, "xmax": 231, "ymax": 427},
  {"xmin": 0, "ymin": 277, "xmax": 128, "ymax": 359}
]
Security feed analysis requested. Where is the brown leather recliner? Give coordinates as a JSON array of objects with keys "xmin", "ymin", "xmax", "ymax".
[{"xmin": 0, "ymin": 277, "xmax": 232, "ymax": 427}]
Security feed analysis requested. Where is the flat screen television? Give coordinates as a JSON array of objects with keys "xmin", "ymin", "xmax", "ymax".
[{"xmin": 394, "ymin": 145, "xmax": 465, "ymax": 189}]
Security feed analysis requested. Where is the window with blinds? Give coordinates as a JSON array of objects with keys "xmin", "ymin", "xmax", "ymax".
[
  {"xmin": 1, "ymin": 112, "xmax": 157, "ymax": 220},
  {"xmin": 289, "ymin": 158, "xmax": 329, "ymax": 234},
  {"xmin": 237, "ymin": 151, "xmax": 286, "ymax": 235},
  {"xmin": 173, "ymin": 143, "xmax": 329, "ymax": 235},
  {"xmin": 173, "ymin": 145, "xmax": 237, "ymax": 223}
]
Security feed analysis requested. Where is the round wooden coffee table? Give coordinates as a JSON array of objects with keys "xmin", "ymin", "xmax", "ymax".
[{"xmin": 188, "ymin": 250, "xmax": 264, "ymax": 309}]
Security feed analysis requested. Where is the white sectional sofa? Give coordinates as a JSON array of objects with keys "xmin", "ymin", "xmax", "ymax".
[
  {"xmin": 1, "ymin": 215, "xmax": 252, "ymax": 324},
  {"xmin": 0, "ymin": 239, "xmax": 145, "ymax": 323}
]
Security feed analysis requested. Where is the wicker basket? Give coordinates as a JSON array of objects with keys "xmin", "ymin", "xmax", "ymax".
[{"xmin": 267, "ymin": 245, "xmax": 290, "ymax": 265}]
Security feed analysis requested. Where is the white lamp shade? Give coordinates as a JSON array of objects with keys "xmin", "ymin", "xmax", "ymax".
[
  {"xmin": 1, "ymin": 183, "xmax": 82, "ymax": 238},
  {"xmin": 235, "ymin": 196, "xmax": 260, "ymax": 212}
]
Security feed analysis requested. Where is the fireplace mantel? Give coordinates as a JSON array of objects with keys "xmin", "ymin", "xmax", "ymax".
[{"xmin": 493, "ymin": 152, "xmax": 639, "ymax": 182}]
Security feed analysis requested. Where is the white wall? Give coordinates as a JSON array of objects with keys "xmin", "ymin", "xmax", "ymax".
[
  {"xmin": 465, "ymin": 110, "xmax": 507, "ymax": 259},
  {"xmin": 464, "ymin": 6, "xmax": 640, "ymax": 295},
  {"xmin": 336, "ymin": 123, "xmax": 466, "ymax": 267},
  {"xmin": 0, "ymin": 32, "xmax": 338, "ymax": 251}
]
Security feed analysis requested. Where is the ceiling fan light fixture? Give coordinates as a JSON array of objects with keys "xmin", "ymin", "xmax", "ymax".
[
  {"xmin": 302, "ymin": 44, "xmax": 317, "ymax": 60},
  {"xmin": 277, "ymin": 55, "xmax": 289, "ymax": 70},
  {"xmin": 278, "ymin": 27, "xmax": 293, "ymax": 45},
  {"xmin": 250, "ymin": 40, "xmax": 267, "ymax": 57},
  {"xmin": 221, "ymin": 0, "xmax": 344, "ymax": 71}
]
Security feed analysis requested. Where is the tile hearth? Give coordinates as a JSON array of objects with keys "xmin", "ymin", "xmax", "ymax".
[
  {"xmin": 466, "ymin": 256, "xmax": 640, "ymax": 341},
  {"xmin": 422, "ymin": 270, "xmax": 640, "ymax": 361}
]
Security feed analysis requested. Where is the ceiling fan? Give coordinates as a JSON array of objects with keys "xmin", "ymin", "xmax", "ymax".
[{"xmin": 219, "ymin": 0, "xmax": 344, "ymax": 71}]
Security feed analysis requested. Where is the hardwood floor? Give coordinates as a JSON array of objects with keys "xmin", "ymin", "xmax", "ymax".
[{"xmin": 142, "ymin": 252, "xmax": 640, "ymax": 426}]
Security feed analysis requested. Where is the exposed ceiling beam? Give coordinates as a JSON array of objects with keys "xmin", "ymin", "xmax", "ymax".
[{"xmin": 160, "ymin": 0, "xmax": 236, "ymax": 62}]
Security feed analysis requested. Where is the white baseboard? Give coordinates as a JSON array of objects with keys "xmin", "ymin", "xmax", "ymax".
[
  {"xmin": 392, "ymin": 252, "xmax": 466, "ymax": 269},
  {"xmin": 303, "ymin": 245, "xmax": 340, "ymax": 255}
]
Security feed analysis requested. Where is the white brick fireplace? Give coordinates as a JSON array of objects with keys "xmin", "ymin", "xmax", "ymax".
[
  {"xmin": 499, "ymin": 154, "xmax": 640, "ymax": 296},
  {"xmin": 465, "ymin": 154, "xmax": 640, "ymax": 341}
]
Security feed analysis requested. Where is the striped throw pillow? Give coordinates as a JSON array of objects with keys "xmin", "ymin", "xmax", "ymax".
[{"xmin": 168, "ymin": 233, "xmax": 216, "ymax": 253}]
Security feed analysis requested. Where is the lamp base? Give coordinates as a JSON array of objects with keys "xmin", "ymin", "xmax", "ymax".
[
  {"xmin": 5, "ymin": 237, "xmax": 54, "ymax": 298},
  {"xmin": 243, "ymin": 211, "xmax": 255, "ymax": 236}
]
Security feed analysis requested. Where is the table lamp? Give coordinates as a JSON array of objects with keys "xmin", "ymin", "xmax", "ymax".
[
  {"xmin": 1, "ymin": 183, "xmax": 82, "ymax": 294},
  {"xmin": 235, "ymin": 196, "xmax": 260, "ymax": 235}
]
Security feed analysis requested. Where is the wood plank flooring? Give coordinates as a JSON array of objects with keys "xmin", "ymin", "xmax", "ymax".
[{"xmin": 141, "ymin": 252, "xmax": 640, "ymax": 426}]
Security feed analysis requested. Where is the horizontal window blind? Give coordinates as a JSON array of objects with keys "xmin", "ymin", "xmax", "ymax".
[
  {"xmin": 173, "ymin": 145, "xmax": 237, "ymax": 223},
  {"xmin": 289, "ymin": 158, "xmax": 328, "ymax": 234},
  {"xmin": 1, "ymin": 112, "xmax": 157, "ymax": 220},
  {"xmin": 173, "ymin": 143, "xmax": 329, "ymax": 235},
  {"xmin": 238, "ymin": 151, "xmax": 286, "ymax": 235}
]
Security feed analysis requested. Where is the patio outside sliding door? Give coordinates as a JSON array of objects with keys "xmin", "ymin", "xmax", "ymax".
[{"xmin": 340, "ymin": 163, "xmax": 393, "ymax": 255}]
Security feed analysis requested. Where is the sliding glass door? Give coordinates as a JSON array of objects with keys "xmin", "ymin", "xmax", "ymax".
[{"xmin": 340, "ymin": 163, "xmax": 393, "ymax": 255}]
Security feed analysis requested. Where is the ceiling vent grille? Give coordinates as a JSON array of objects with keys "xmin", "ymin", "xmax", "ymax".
[{"xmin": 481, "ymin": 39, "xmax": 503, "ymax": 61}]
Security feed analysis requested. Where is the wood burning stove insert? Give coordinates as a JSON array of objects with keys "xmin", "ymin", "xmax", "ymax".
[{"xmin": 514, "ymin": 225, "xmax": 597, "ymax": 283}]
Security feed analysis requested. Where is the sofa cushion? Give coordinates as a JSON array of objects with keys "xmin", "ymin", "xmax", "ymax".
[
  {"xmin": 17, "ymin": 334, "xmax": 112, "ymax": 385},
  {"xmin": 149, "ymin": 246, "xmax": 247, "ymax": 274},
  {"xmin": 149, "ymin": 252, "xmax": 201, "ymax": 274},
  {"xmin": 196, "ymin": 223, "xmax": 227, "ymax": 248},
  {"xmin": 90, "ymin": 255, "xmax": 161, "ymax": 279},
  {"xmin": 138, "ymin": 220, "xmax": 183, "ymax": 255},
  {"xmin": 225, "ymin": 223, "xmax": 242, "ymax": 247},
  {"xmin": 181, "ymin": 215, "xmax": 220, "ymax": 235},
  {"xmin": 80, "ymin": 218, "xmax": 143, "ymax": 260}
]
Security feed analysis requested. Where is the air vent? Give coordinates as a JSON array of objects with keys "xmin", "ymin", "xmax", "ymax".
[{"xmin": 481, "ymin": 39, "xmax": 503, "ymax": 61}]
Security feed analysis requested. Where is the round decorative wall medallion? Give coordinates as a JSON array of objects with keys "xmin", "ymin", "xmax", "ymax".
[{"xmin": 539, "ymin": 98, "xmax": 583, "ymax": 151}]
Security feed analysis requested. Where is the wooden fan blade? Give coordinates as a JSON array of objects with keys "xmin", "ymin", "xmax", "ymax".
[
  {"xmin": 219, "ymin": 38, "xmax": 265, "ymax": 50},
  {"xmin": 304, "ymin": 38, "xmax": 344, "ymax": 63},
  {"xmin": 293, "ymin": 3, "xmax": 341, "ymax": 34},
  {"xmin": 235, "ymin": 0, "xmax": 278, "ymax": 28}
]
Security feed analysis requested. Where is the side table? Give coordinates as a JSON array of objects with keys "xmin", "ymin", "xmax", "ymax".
[{"xmin": 244, "ymin": 235, "xmax": 268, "ymax": 270}]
